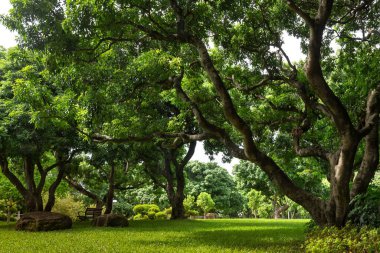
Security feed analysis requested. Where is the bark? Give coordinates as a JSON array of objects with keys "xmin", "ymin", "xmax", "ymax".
[
  {"xmin": 274, "ymin": 204, "xmax": 289, "ymax": 219},
  {"xmin": 104, "ymin": 164, "xmax": 115, "ymax": 214},
  {"xmin": 45, "ymin": 164, "xmax": 66, "ymax": 212},
  {"xmin": 351, "ymin": 85, "xmax": 380, "ymax": 197}
]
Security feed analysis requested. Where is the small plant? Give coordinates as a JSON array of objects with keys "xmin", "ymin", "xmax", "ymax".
[{"xmin": 304, "ymin": 224, "xmax": 380, "ymax": 252}]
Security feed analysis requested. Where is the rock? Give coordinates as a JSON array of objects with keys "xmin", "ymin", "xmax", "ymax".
[
  {"xmin": 205, "ymin": 213, "xmax": 217, "ymax": 219},
  {"xmin": 93, "ymin": 214, "xmax": 129, "ymax": 227},
  {"xmin": 16, "ymin": 212, "xmax": 72, "ymax": 232}
]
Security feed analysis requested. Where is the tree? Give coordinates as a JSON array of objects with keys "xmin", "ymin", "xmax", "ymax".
[
  {"xmin": 143, "ymin": 142, "xmax": 196, "ymax": 219},
  {"xmin": 196, "ymin": 192, "xmax": 215, "ymax": 217},
  {"xmin": 4, "ymin": 0, "xmax": 380, "ymax": 226},
  {"xmin": 186, "ymin": 161, "xmax": 244, "ymax": 217},
  {"xmin": 0, "ymin": 47, "xmax": 81, "ymax": 212},
  {"xmin": 247, "ymin": 189, "xmax": 268, "ymax": 218}
]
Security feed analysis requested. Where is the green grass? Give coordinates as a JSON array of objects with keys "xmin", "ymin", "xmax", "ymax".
[{"xmin": 0, "ymin": 219, "xmax": 307, "ymax": 253}]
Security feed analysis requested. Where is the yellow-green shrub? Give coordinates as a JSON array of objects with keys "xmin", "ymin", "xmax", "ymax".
[
  {"xmin": 304, "ymin": 224, "xmax": 380, "ymax": 252},
  {"xmin": 52, "ymin": 194, "xmax": 85, "ymax": 221},
  {"xmin": 155, "ymin": 211, "xmax": 167, "ymax": 220}
]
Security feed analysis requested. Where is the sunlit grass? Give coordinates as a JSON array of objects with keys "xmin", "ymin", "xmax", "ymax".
[{"xmin": 0, "ymin": 219, "xmax": 307, "ymax": 253}]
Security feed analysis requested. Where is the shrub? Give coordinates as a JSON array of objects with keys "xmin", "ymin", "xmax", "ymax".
[
  {"xmin": 148, "ymin": 205, "xmax": 160, "ymax": 213},
  {"xmin": 304, "ymin": 224, "xmax": 380, "ymax": 252},
  {"xmin": 164, "ymin": 207, "xmax": 171, "ymax": 215},
  {"xmin": 113, "ymin": 202, "xmax": 133, "ymax": 218},
  {"xmin": 348, "ymin": 187, "xmax": 380, "ymax": 227},
  {"xmin": 52, "ymin": 194, "xmax": 85, "ymax": 221},
  {"xmin": 186, "ymin": 210, "xmax": 199, "ymax": 216},
  {"xmin": 147, "ymin": 211, "xmax": 156, "ymax": 220},
  {"xmin": 133, "ymin": 214, "xmax": 149, "ymax": 220},
  {"xmin": 155, "ymin": 211, "xmax": 167, "ymax": 220},
  {"xmin": 133, "ymin": 204, "xmax": 162, "ymax": 220},
  {"xmin": 133, "ymin": 204, "xmax": 160, "ymax": 215}
]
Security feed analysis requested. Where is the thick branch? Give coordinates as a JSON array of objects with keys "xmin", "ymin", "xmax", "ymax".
[
  {"xmin": 64, "ymin": 177, "xmax": 103, "ymax": 205},
  {"xmin": 180, "ymin": 141, "xmax": 196, "ymax": 168},
  {"xmin": 351, "ymin": 85, "xmax": 380, "ymax": 197},
  {"xmin": 0, "ymin": 156, "xmax": 28, "ymax": 197},
  {"xmin": 286, "ymin": 0, "xmax": 314, "ymax": 26}
]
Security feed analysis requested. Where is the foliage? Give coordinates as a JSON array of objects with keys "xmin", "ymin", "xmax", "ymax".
[
  {"xmin": 133, "ymin": 204, "xmax": 161, "ymax": 220},
  {"xmin": 0, "ymin": 219, "xmax": 308, "ymax": 252},
  {"xmin": 112, "ymin": 202, "xmax": 133, "ymax": 218},
  {"xmin": 196, "ymin": 192, "xmax": 215, "ymax": 215},
  {"xmin": 304, "ymin": 224, "xmax": 380, "ymax": 253},
  {"xmin": 348, "ymin": 187, "xmax": 380, "ymax": 227},
  {"xmin": 133, "ymin": 214, "xmax": 149, "ymax": 221},
  {"xmin": 0, "ymin": 174, "xmax": 22, "ymax": 220},
  {"xmin": 247, "ymin": 189, "xmax": 271, "ymax": 218},
  {"xmin": 186, "ymin": 162, "xmax": 244, "ymax": 216},
  {"xmin": 234, "ymin": 161, "xmax": 313, "ymax": 218},
  {"xmin": 155, "ymin": 211, "xmax": 167, "ymax": 220},
  {"xmin": 183, "ymin": 195, "xmax": 199, "ymax": 217},
  {"xmin": 51, "ymin": 194, "xmax": 85, "ymax": 221}
]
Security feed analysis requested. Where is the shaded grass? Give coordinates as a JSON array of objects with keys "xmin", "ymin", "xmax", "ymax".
[{"xmin": 0, "ymin": 219, "xmax": 307, "ymax": 253}]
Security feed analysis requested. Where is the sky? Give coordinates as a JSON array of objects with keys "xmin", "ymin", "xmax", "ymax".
[{"xmin": 0, "ymin": 0, "xmax": 305, "ymax": 172}]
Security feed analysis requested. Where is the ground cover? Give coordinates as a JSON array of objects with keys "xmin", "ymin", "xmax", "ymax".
[{"xmin": 0, "ymin": 219, "xmax": 307, "ymax": 253}]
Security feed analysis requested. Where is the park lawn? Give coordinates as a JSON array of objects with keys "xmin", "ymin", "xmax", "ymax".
[{"xmin": 0, "ymin": 219, "xmax": 308, "ymax": 253}]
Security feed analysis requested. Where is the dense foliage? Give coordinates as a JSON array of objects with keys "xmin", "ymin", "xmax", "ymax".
[
  {"xmin": 304, "ymin": 225, "xmax": 380, "ymax": 253},
  {"xmin": 186, "ymin": 161, "xmax": 244, "ymax": 216}
]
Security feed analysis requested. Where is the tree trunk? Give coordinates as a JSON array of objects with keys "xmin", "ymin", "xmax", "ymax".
[
  {"xmin": 6, "ymin": 205, "xmax": 11, "ymax": 223},
  {"xmin": 104, "ymin": 164, "xmax": 115, "ymax": 214},
  {"xmin": 274, "ymin": 204, "xmax": 289, "ymax": 219}
]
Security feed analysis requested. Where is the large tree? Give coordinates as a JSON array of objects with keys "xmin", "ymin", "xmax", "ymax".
[
  {"xmin": 3, "ymin": 0, "xmax": 380, "ymax": 226},
  {"xmin": 0, "ymin": 47, "xmax": 81, "ymax": 212}
]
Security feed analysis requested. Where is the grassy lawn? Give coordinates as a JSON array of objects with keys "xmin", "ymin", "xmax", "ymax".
[{"xmin": 0, "ymin": 219, "xmax": 307, "ymax": 253}]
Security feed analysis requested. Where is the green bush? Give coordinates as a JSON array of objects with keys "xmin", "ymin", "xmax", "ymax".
[
  {"xmin": 304, "ymin": 224, "xmax": 380, "ymax": 252},
  {"xmin": 186, "ymin": 210, "xmax": 199, "ymax": 217},
  {"xmin": 147, "ymin": 211, "xmax": 156, "ymax": 220},
  {"xmin": 113, "ymin": 202, "xmax": 133, "ymax": 218},
  {"xmin": 133, "ymin": 214, "xmax": 149, "ymax": 220},
  {"xmin": 348, "ymin": 187, "xmax": 380, "ymax": 227},
  {"xmin": 52, "ymin": 194, "xmax": 85, "ymax": 221},
  {"xmin": 133, "ymin": 204, "xmax": 162, "ymax": 220},
  {"xmin": 148, "ymin": 205, "xmax": 160, "ymax": 213},
  {"xmin": 133, "ymin": 204, "xmax": 160, "ymax": 215},
  {"xmin": 155, "ymin": 211, "xmax": 167, "ymax": 220}
]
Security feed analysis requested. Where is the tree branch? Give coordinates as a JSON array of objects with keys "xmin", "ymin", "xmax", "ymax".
[{"xmin": 286, "ymin": 0, "xmax": 314, "ymax": 26}]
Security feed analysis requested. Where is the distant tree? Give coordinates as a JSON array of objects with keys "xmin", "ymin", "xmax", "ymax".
[
  {"xmin": 196, "ymin": 192, "xmax": 215, "ymax": 217},
  {"xmin": 247, "ymin": 189, "xmax": 268, "ymax": 218},
  {"xmin": 187, "ymin": 161, "xmax": 244, "ymax": 216}
]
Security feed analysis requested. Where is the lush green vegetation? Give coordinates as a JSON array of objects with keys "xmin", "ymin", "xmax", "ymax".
[{"xmin": 0, "ymin": 219, "xmax": 307, "ymax": 253}]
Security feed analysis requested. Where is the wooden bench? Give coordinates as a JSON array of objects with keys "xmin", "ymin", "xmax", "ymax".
[{"xmin": 77, "ymin": 207, "xmax": 102, "ymax": 221}]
